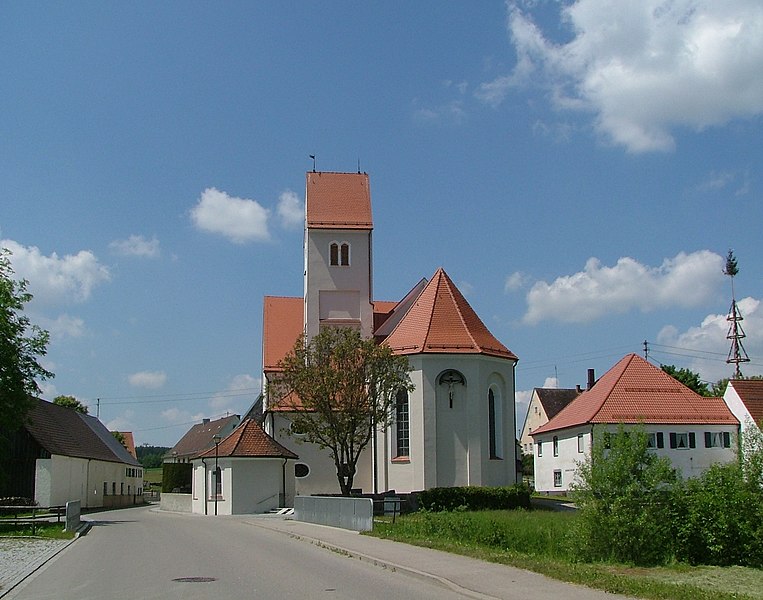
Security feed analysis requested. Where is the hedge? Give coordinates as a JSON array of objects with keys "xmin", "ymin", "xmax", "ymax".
[{"xmin": 418, "ymin": 485, "xmax": 531, "ymax": 512}]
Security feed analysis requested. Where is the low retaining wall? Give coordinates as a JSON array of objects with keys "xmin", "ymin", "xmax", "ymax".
[
  {"xmin": 294, "ymin": 496, "xmax": 373, "ymax": 532},
  {"xmin": 160, "ymin": 493, "xmax": 192, "ymax": 513}
]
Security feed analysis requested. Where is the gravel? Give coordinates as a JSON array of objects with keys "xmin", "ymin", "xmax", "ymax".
[{"xmin": 0, "ymin": 538, "xmax": 71, "ymax": 594}]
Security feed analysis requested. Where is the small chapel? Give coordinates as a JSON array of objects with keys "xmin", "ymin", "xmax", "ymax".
[{"xmin": 261, "ymin": 171, "xmax": 519, "ymax": 499}]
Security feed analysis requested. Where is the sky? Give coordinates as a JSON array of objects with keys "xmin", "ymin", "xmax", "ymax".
[{"xmin": 2, "ymin": 1, "xmax": 762, "ymax": 447}]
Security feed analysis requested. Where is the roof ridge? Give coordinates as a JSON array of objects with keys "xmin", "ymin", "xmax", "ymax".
[{"xmin": 590, "ymin": 353, "xmax": 635, "ymax": 421}]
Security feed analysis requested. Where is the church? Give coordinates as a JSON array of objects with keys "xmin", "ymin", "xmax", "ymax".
[{"xmin": 261, "ymin": 171, "xmax": 519, "ymax": 499}]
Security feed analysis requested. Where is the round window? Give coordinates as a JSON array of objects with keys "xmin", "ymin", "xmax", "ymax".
[{"xmin": 295, "ymin": 463, "xmax": 310, "ymax": 478}]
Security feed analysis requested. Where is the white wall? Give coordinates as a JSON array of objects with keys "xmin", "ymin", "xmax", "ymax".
[
  {"xmin": 35, "ymin": 455, "xmax": 143, "ymax": 508},
  {"xmin": 534, "ymin": 423, "xmax": 739, "ymax": 493},
  {"xmin": 724, "ymin": 383, "xmax": 759, "ymax": 435}
]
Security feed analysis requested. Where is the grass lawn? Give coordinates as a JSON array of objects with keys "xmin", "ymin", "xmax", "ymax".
[
  {"xmin": 367, "ymin": 510, "xmax": 763, "ymax": 600},
  {"xmin": 0, "ymin": 522, "xmax": 75, "ymax": 540}
]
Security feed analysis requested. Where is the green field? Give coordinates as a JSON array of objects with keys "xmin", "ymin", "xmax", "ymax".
[{"xmin": 143, "ymin": 467, "xmax": 163, "ymax": 486}]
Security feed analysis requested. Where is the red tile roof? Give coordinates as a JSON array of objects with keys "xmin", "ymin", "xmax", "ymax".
[
  {"xmin": 383, "ymin": 268, "xmax": 517, "ymax": 360},
  {"xmin": 730, "ymin": 379, "xmax": 763, "ymax": 425},
  {"xmin": 197, "ymin": 418, "xmax": 298, "ymax": 459},
  {"xmin": 533, "ymin": 354, "xmax": 738, "ymax": 435},
  {"xmin": 118, "ymin": 431, "xmax": 137, "ymax": 459},
  {"xmin": 263, "ymin": 296, "xmax": 303, "ymax": 372},
  {"xmin": 305, "ymin": 172, "xmax": 373, "ymax": 230}
]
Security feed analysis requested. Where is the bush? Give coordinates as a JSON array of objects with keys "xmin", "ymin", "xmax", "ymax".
[
  {"xmin": 573, "ymin": 424, "xmax": 680, "ymax": 565},
  {"xmin": 418, "ymin": 484, "xmax": 531, "ymax": 512},
  {"xmin": 676, "ymin": 462, "xmax": 763, "ymax": 567},
  {"xmin": 0, "ymin": 496, "xmax": 37, "ymax": 507}
]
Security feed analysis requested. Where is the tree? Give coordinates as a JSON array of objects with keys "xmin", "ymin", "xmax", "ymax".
[
  {"xmin": 0, "ymin": 249, "xmax": 53, "ymax": 431},
  {"xmin": 275, "ymin": 327, "xmax": 412, "ymax": 495},
  {"xmin": 53, "ymin": 394, "xmax": 88, "ymax": 414},
  {"xmin": 112, "ymin": 431, "xmax": 127, "ymax": 447},
  {"xmin": 660, "ymin": 365, "xmax": 711, "ymax": 396}
]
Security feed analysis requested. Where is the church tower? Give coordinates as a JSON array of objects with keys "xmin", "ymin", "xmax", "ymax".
[{"xmin": 303, "ymin": 172, "xmax": 374, "ymax": 341}]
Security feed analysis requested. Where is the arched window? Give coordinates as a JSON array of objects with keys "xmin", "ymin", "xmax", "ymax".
[
  {"xmin": 488, "ymin": 386, "xmax": 503, "ymax": 459},
  {"xmin": 340, "ymin": 242, "xmax": 350, "ymax": 266},
  {"xmin": 330, "ymin": 242, "xmax": 339, "ymax": 266},
  {"xmin": 395, "ymin": 388, "xmax": 410, "ymax": 457}
]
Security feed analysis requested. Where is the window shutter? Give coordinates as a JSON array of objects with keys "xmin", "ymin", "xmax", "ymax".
[
  {"xmin": 669, "ymin": 432, "xmax": 677, "ymax": 449},
  {"xmin": 705, "ymin": 432, "xmax": 712, "ymax": 448},
  {"xmin": 723, "ymin": 431, "xmax": 731, "ymax": 448},
  {"xmin": 656, "ymin": 432, "xmax": 664, "ymax": 449},
  {"xmin": 689, "ymin": 432, "xmax": 696, "ymax": 449}
]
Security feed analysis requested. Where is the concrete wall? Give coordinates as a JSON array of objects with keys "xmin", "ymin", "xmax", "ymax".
[
  {"xmin": 294, "ymin": 495, "xmax": 373, "ymax": 532},
  {"xmin": 161, "ymin": 493, "xmax": 193, "ymax": 513}
]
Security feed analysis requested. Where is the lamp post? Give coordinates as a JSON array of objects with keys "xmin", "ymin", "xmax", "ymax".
[{"xmin": 212, "ymin": 434, "xmax": 221, "ymax": 516}]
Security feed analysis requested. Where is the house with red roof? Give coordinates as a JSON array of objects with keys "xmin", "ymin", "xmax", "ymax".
[
  {"xmin": 531, "ymin": 354, "xmax": 739, "ymax": 493},
  {"xmin": 723, "ymin": 379, "xmax": 763, "ymax": 435},
  {"xmin": 519, "ymin": 387, "xmax": 582, "ymax": 455},
  {"xmin": 262, "ymin": 171, "xmax": 519, "ymax": 496},
  {"xmin": 190, "ymin": 418, "xmax": 298, "ymax": 515}
]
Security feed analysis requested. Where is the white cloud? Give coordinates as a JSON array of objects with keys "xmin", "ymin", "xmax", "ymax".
[
  {"xmin": 413, "ymin": 100, "xmax": 467, "ymax": 124},
  {"xmin": 106, "ymin": 410, "xmax": 134, "ymax": 433},
  {"xmin": 523, "ymin": 250, "xmax": 724, "ymax": 324},
  {"xmin": 128, "ymin": 370, "xmax": 167, "ymax": 389},
  {"xmin": 110, "ymin": 235, "xmax": 160, "ymax": 258},
  {"xmin": 40, "ymin": 314, "xmax": 86, "ymax": 340},
  {"xmin": 657, "ymin": 296, "xmax": 762, "ymax": 382},
  {"xmin": 161, "ymin": 407, "xmax": 206, "ymax": 425},
  {"xmin": 190, "ymin": 188, "xmax": 271, "ymax": 243},
  {"xmin": 2, "ymin": 239, "xmax": 110, "ymax": 306},
  {"xmin": 505, "ymin": 271, "xmax": 530, "ymax": 292},
  {"xmin": 696, "ymin": 170, "xmax": 751, "ymax": 196},
  {"xmin": 210, "ymin": 373, "xmax": 260, "ymax": 410},
  {"xmin": 486, "ymin": 1, "xmax": 763, "ymax": 152},
  {"xmin": 276, "ymin": 190, "xmax": 303, "ymax": 229}
]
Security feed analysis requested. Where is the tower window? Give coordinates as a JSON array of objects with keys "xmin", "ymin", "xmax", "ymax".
[
  {"xmin": 340, "ymin": 243, "xmax": 349, "ymax": 266},
  {"xmin": 330, "ymin": 243, "xmax": 339, "ymax": 266},
  {"xmin": 329, "ymin": 242, "xmax": 350, "ymax": 266}
]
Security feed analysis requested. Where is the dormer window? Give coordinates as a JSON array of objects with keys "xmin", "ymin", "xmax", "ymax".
[{"xmin": 330, "ymin": 242, "xmax": 350, "ymax": 266}]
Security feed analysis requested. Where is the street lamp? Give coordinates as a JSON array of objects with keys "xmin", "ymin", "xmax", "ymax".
[{"xmin": 212, "ymin": 434, "xmax": 221, "ymax": 516}]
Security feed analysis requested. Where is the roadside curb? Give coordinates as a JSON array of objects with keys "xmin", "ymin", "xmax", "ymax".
[
  {"xmin": 246, "ymin": 519, "xmax": 501, "ymax": 600},
  {"xmin": 0, "ymin": 537, "xmax": 75, "ymax": 599}
]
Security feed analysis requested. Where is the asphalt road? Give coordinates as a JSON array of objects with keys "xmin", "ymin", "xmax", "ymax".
[{"xmin": 6, "ymin": 505, "xmax": 471, "ymax": 600}]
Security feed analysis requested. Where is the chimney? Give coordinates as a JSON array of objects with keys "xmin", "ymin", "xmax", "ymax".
[
  {"xmin": 576, "ymin": 384, "xmax": 582, "ymax": 393},
  {"xmin": 202, "ymin": 418, "xmax": 210, "ymax": 424},
  {"xmin": 587, "ymin": 368, "xmax": 596, "ymax": 391}
]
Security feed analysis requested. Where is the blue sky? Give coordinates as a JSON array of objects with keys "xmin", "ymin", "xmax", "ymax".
[{"xmin": 2, "ymin": 1, "xmax": 762, "ymax": 447}]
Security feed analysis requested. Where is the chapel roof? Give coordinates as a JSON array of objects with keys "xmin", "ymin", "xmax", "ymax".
[
  {"xmin": 383, "ymin": 268, "xmax": 517, "ymax": 360},
  {"xmin": 196, "ymin": 418, "xmax": 298, "ymax": 459},
  {"xmin": 262, "ymin": 296, "xmax": 304, "ymax": 372},
  {"xmin": 729, "ymin": 379, "xmax": 763, "ymax": 426},
  {"xmin": 532, "ymin": 354, "xmax": 738, "ymax": 435},
  {"xmin": 305, "ymin": 171, "xmax": 373, "ymax": 230}
]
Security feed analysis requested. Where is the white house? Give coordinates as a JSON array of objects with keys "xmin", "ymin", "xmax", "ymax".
[
  {"xmin": 6, "ymin": 398, "xmax": 144, "ymax": 508},
  {"xmin": 531, "ymin": 354, "xmax": 739, "ymax": 493},
  {"xmin": 722, "ymin": 379, "xmax": 763, "ymax": 435},
  {"xmin": 190, "ymin": 418, "xmax": 298, "ymax": 515},
  {"xmin": 261, "ymin": 171, "xmax": 519, "ymax": 496},
  {"xmin": 519, "ymin": 387, "xmax": 581, "ymax": 455}
]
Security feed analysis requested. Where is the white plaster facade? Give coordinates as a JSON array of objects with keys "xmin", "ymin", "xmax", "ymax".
[
  {"xmin": 191, "ymin": 457, "xmax": 296, "ymax": 515},
  {"xmin": 35, "ymin": 454, "xmax": 143, "ymax": 509},
  {"xmin": 723, "ymin": 381, "xmax": 762, "ymax": 435},
  {"xmin": 533, "ymin": 423, "xmax": 738, "ymax": 493}
]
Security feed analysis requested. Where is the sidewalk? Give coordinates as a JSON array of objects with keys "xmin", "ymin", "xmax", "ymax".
[{"xmin": 244, "ymin": 516, "xmax": 631, "ymax": 600}]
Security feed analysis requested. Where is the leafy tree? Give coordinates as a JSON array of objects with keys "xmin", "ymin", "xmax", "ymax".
[
  {"xmin": 274, "ymin": 327, "xmax": 412, "ymax": 495},
  {"xmin": 572, "ymin": 424, "xmax": 680, "ymax": 565},
  {"xmin": 112, "ymin": 431, "xmax": 127, "ymax": 447},
  {"xmin": 660, "ymin": 365, "xmax": 711, "ymax": 396},
  {"xmin": 53, "ymin": 394, "xmax": 88, "ymax": 414},
  {"xmin": 0, "ymin": 249, "xmax": 54, "ymax": 431}
]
